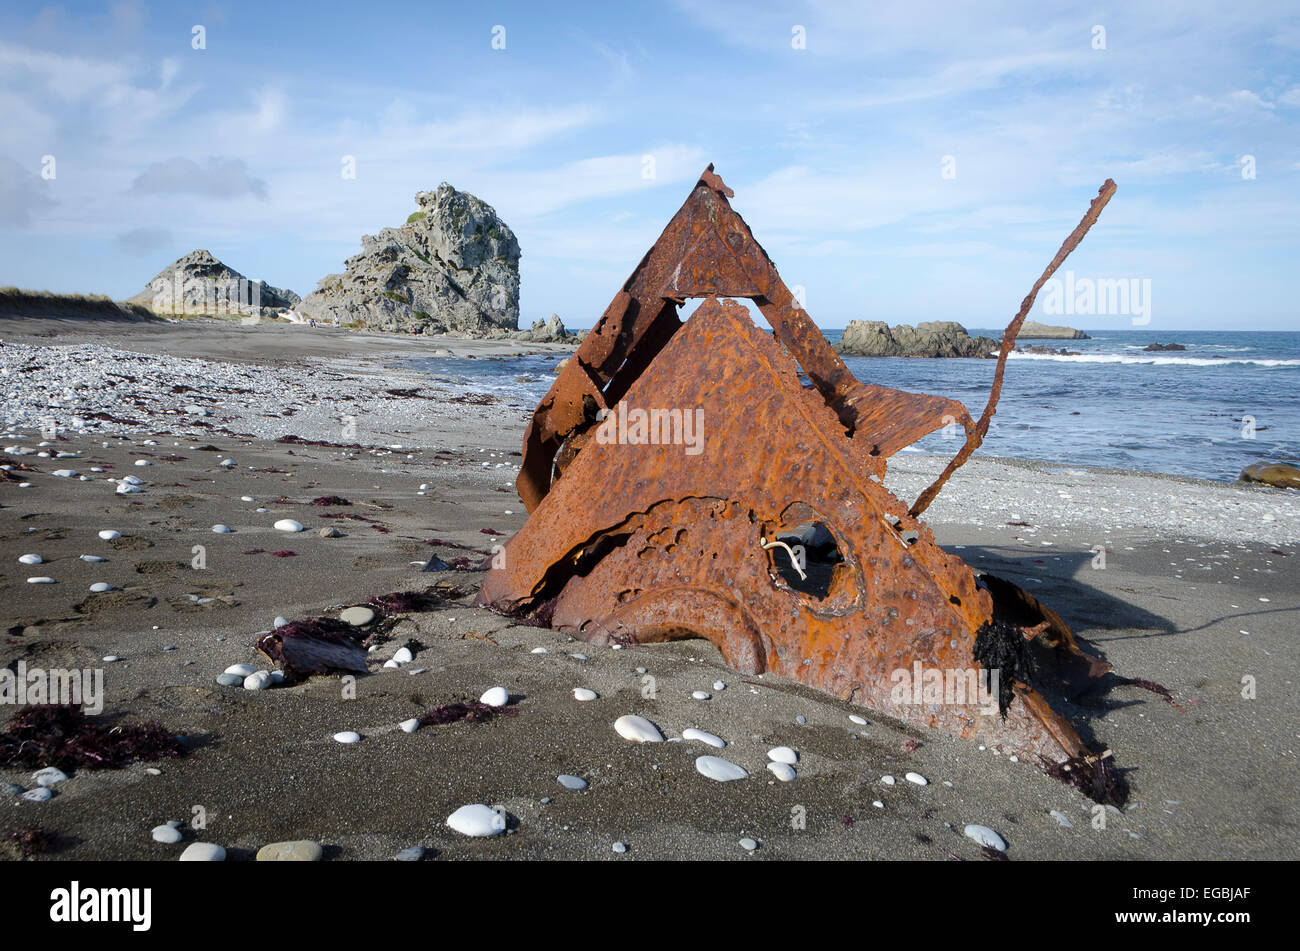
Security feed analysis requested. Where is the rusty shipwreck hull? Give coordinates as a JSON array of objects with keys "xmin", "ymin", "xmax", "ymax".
[{"xmin": 479, "ymin": 165, "xmax": 1122, "ymax": 788}]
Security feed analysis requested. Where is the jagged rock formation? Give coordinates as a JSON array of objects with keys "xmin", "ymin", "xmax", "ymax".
[
  {"xmin": 1018, "ymin": 320, "xmax": 1089, "ymax": 339},
  {"xmin": 128, "ymin": 250, "xmax": 299, "ymax": 317},
  {"xmin": 298, "ymin": 184, "xmax": 520, "ymax": 334},
  {"xmin": 835, "ymin": 320, "xmax": 998, "ymax": 358}
]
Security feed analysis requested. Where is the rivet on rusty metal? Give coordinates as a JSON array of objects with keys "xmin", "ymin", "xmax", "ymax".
[{"xmin": 480, "ymin": 165, "xmax": 1128, "ymax": 801}]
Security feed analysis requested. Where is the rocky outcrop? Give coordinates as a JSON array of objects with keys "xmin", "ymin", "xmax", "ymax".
[
  {"xmin": 1018, "ymin": 320, "xmax": 1089, "ymax": 339},
  {"xmin": 129, "ymin": 250, "xmax": 299, "ymax": 317},
  {"xmin": 1240, "ymin": 462, "xmax": 1300, "ymax": 489},
  {"xmin": 298, "ymin": 184, "xmax": 520, "ymax": 335},
  {"xmin": 514, "ymin": 313, "xmax": 572, "ymax": 343},
  {"xmin": 835, "ymin": 320, "xmax": 997, "ymax": 358},
  {"xmin": 1144, "ymin": 341, "xmax": 1186, "ymax": 351}
]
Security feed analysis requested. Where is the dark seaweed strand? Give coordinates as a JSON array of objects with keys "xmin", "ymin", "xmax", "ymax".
[
  {"xmin": 417, "ymin": 701, "xmax": 517, "ymax": 727},
  {"xmin": 1043, "ymin": 752, "xmax": 1130, "ymax": 807},
  {"xmin": 971, "ymin": 619, "xmax": 1036, "ymax": 718},
  {"xmin": 0, "ymin": 704, "xmax": 184, "ymax": 772}
]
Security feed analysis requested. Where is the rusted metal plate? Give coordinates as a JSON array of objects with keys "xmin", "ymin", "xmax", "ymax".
[{"xmin": 485, "ymin": 168, "xmax": 1122, "ymax": 793}]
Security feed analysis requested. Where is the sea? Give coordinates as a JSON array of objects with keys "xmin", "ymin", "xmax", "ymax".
[{"xmin": 409, "ymin": 328, "xmax": 1300, "ymax": 484}]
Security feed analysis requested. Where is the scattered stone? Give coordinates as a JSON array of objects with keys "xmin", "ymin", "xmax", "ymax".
[
  {"xmin": 392, "ymin": 646, "xmax": 413, "ymax": 664},
  {"xmin": 319, "ymin": 526, "xmax": 342, "ymax": 538},
  {"xmin": 243, "ymin": 671, "xmax": 274, "ymax": 690},
  {"xmin": 479, "ymin": 686, "xmax": 509, "ymax": 707},
  {"xmin": 572, "ymin": 687, "xmax": 598, "ymax": 701},
  {"xmin": 1049, "ymin": 810, "xmax": 1074, "ymax": 829},
  {"xmin": 215, "ymin": 673, "xmax": 242, "ymax": 687},
  {"xmin": 333, "ymin": 731, "xmax": 362, "ymax": 744},
  {"xmin": 274, "ymin": 518, "xmax": 305, "ymax": 533},
  {"xmin": 795, "ymin": 715, "xmax": 807, "ymax": 725},
  {"xmin": 682, "ymin": 728, "xmax": 725, "ymax": 748},
  {"xmin": 89, "ymin": 583, "xmax": 112, "ymax": 592},
  {"xmin": 21, "ymin": 787, "xmax": 53, "ymax": 802},
  {"xmin": 446, "ymin": 804, "xmax": 506, "ymax": 837},
  {"xmin": 881, "ymin": 775, "xmax": 896, "ymax": 785},
  {"xmin": 339, "ymin": 605, "xmax": 375, "ymax": 626},
  {"xmin": 739, "ymin": 837, "xmax": 759, "ymax": 851},
  {"xmin": 964, "ymin": 824, "xmax": 1007, "ymax": 852},
  {"xmin": 152, "ymin": 824, "xmax": 183, "ymax": 844},
  {"xmin": 395, "ymin": 845, "xmax": 424, "ymax": 861},
  {"xmin": 612, "ymin": 841, "xmax": 628, "ymax": 853},
  {"xmin": 557, "ymin": 774, "xmax": 588, "ymax": 791},
  {"xmin": 179, "ymin": 842, "xmax": 226, "ymax": 861},
  {"xmin": 905, "ymin": 772, "xmax": 929, "ymax": 786},
  {"xmin": 18, "ymin": 553, "xmax": 42, "ymax": 565},
  {"xmin": 691, "ymin": 690, "xmax": 711, "ymax": 700},
  {"xmin": 713, "ymin": 681, "xmax": 726, "ymax": 690},
  {"xmin": 80, "ymin": 554, "xmax": 106, "ymax": 562},
  {"xmin": 26, "ymin": 577, "xmax": 55, "ymax": 584},
  {"xmin": 256, "ymin": 840, "xmax": 323, "ymax": 861},
  {"xmin": 849, "ymin": 714, "xmax": 867, "ymax": 725},
  {"xmin": 399, "ymin": 718, "xmax": 420, "ymax": 733},
  {"xmin": 98, "ymin": 530, "xmax": 122, "ymax": 540},
  {"xmin": 614, "ymin": 715, "xmax": 664, "ymax": 743},
  {"xmin": 224, "ymin": 663, "xmax": 257, "ymax": 677},
  {"xmin": 33, "ymin": 767, "xmax": 68, "ymax": 787},
  {"xmin": 695, "ymin": 755, "xmax": 748, "ymax": 782},
  {"xmin": 768, "ymin": 746, "xmax": 798, "ymax": 765},
  {"xmin": 211, "ymin": 524, "xmax": 233, "ymax": 533},
  {"xmin": 767, "ymin": 762, "xmax": 796, "ymax": 782}
]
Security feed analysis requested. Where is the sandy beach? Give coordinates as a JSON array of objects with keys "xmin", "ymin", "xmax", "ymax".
[{"xmin": 2, "ymin": 316, "xmax": 1297, "ymax": 861}]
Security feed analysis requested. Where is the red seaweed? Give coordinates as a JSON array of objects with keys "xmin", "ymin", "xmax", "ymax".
[{"xmin": 0, "ymin": 704, "xmax": 185, "ymax": 771}]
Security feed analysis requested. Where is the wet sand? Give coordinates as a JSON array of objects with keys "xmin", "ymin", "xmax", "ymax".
[{"xmin": 1, "ymin": 318, "xmax": 1297, "ymax": 861}]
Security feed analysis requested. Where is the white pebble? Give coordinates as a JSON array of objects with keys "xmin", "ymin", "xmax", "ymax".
[
  {"xmin": 964, "ymin": 824, "xmax": 1007, "ymax": 851},
  {"xmin": 614, "ymin": 714, "xmax": 664, "ymax": 743},
  {"xmin": 530, "ymin": 647, "xmax": 548, "ymax": 654},
  {"xmin": 224, "ymin": 664, "xmax": 257, "ymax": 677},
  {"xmin": 713, "ymin": 681, "xmax": 725, "ymax": 690},
  {"xmin": 33, "ymin": 767, "xmax": 68, "ymax": 787},
  {"xmin": 691, "ymin": 690, "xmax": 711, "ymax": 700},
  {"xmin": 22, "ymin": 787, "xmax": 53, "ymax": 802},
  {"xmin": 768, "ymin": 746, "xmax": 798, "ymax": 765},
  {"xmin": 881, "ymin": 775, "xmax": 896, "ymax": 785},
  {"xmin": 152, "ymin": 824, "xmax": 183, "ymax": 844},
  {"xmin": 392, "ymin": 647, "xmax": 413, "ymax": 664},
  {"xmin": 446, "ymin": 804, "xmax": 506, "ymax": 837},
  {"xmin": 243, "ymin": 671, "xmax": 274, "ymax": 690},
  {"xmin": 905, "ymin": 772, "xmax": 928, "ymax": 786},
  {"xmin": 333, "ymin": 731, "xmax": 361, "ymax": 744},
  {"xmin": 98, "ymin": 530, "xmax": 121, "ymax": 540},
  {"xmin": 26, "ymin": 576, "xmax": 55, "ymax": 584},
  {"xmin": 572, "ymin": 688, "xmax": 598, "ymax": 701},
  {"xmin": 134, "ymin": 459, "xmax": 151, "ymax": 467},
  {"xmin": 18, "ymin": 553, "xmax": 42, "ymax": 565},
  {"xmin": 849, "ymin": 714, "xmax": 867, "ymax": 725},
  {"xmin": 695, "ymin": 755, "xmax": 748, "ymax": 782},
  {"xmin": 89, "ymin": 582, "xmax": 112, "ymax": 592},
  {"xmin": 179, "ymin": 842, "xmax": 226, "ymax": 861},
  {"xmin": 767, "ymin": 761, "xmax": 796, "ymax": 782},
  {"xmin": 682, "ymin": 728, "xmax": 725, "ymax": 748},
  {"xmin": 211, "ymin": 524, "xmax": 233, "ymax": 533},
  {"xmin": 274, "ymin": 519, "xmax": 305, "ymax": 533},
  {"xmin": 479, "ymin": 686, "xmax": 509, "ymax": 707},
  {"xmin": 399, "ymin": 718, "xmax": 420, "ymax": 733},
  {"xmin": 80, "ymin": 554, "xmax": 106, "ymax": 562}
]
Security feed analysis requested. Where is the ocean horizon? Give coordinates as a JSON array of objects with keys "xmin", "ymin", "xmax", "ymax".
[{"xmin": 411, "ymin": 327, "xmax": 1300, "ymax": 483}]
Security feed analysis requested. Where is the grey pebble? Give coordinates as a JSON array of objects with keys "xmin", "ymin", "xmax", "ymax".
[
  {"xmin": 215, "ymin": 673, "xmax": 242, "ymax": 687},
  {"xmin": 557, "ymin": 774, "xmax": 588, "ymax": 791},
  {"xmin": 2, "ymin": 783, "xmax": 23, "ymax": 796},
  {"xmin": 795, "ymin": 715, "xmax": 807, "ymax": 725},
  {"xmin": 739, "ymin": 837, "xmax": 759, "ymax": 851},
  {"xmin": 395, "ymin": 846, "xmax": 425, "ymax": 862},
  {"xmin": 540, "ymin": 797, "xmax": 552, "ymax": 804},
  {"xmin": 612, "ymin": 841, "xmax": 628, "ymax": 854}
]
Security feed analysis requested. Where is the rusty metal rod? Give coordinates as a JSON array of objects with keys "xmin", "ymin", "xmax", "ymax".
[{"xmin": 909, "ymin": 179, "xmax": 1118, "ymax": 517}]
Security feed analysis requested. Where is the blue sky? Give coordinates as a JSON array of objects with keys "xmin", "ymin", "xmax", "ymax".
[{"xmin": 1, "ymin": 0, "xmax": 1297, "ymax": 330}]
